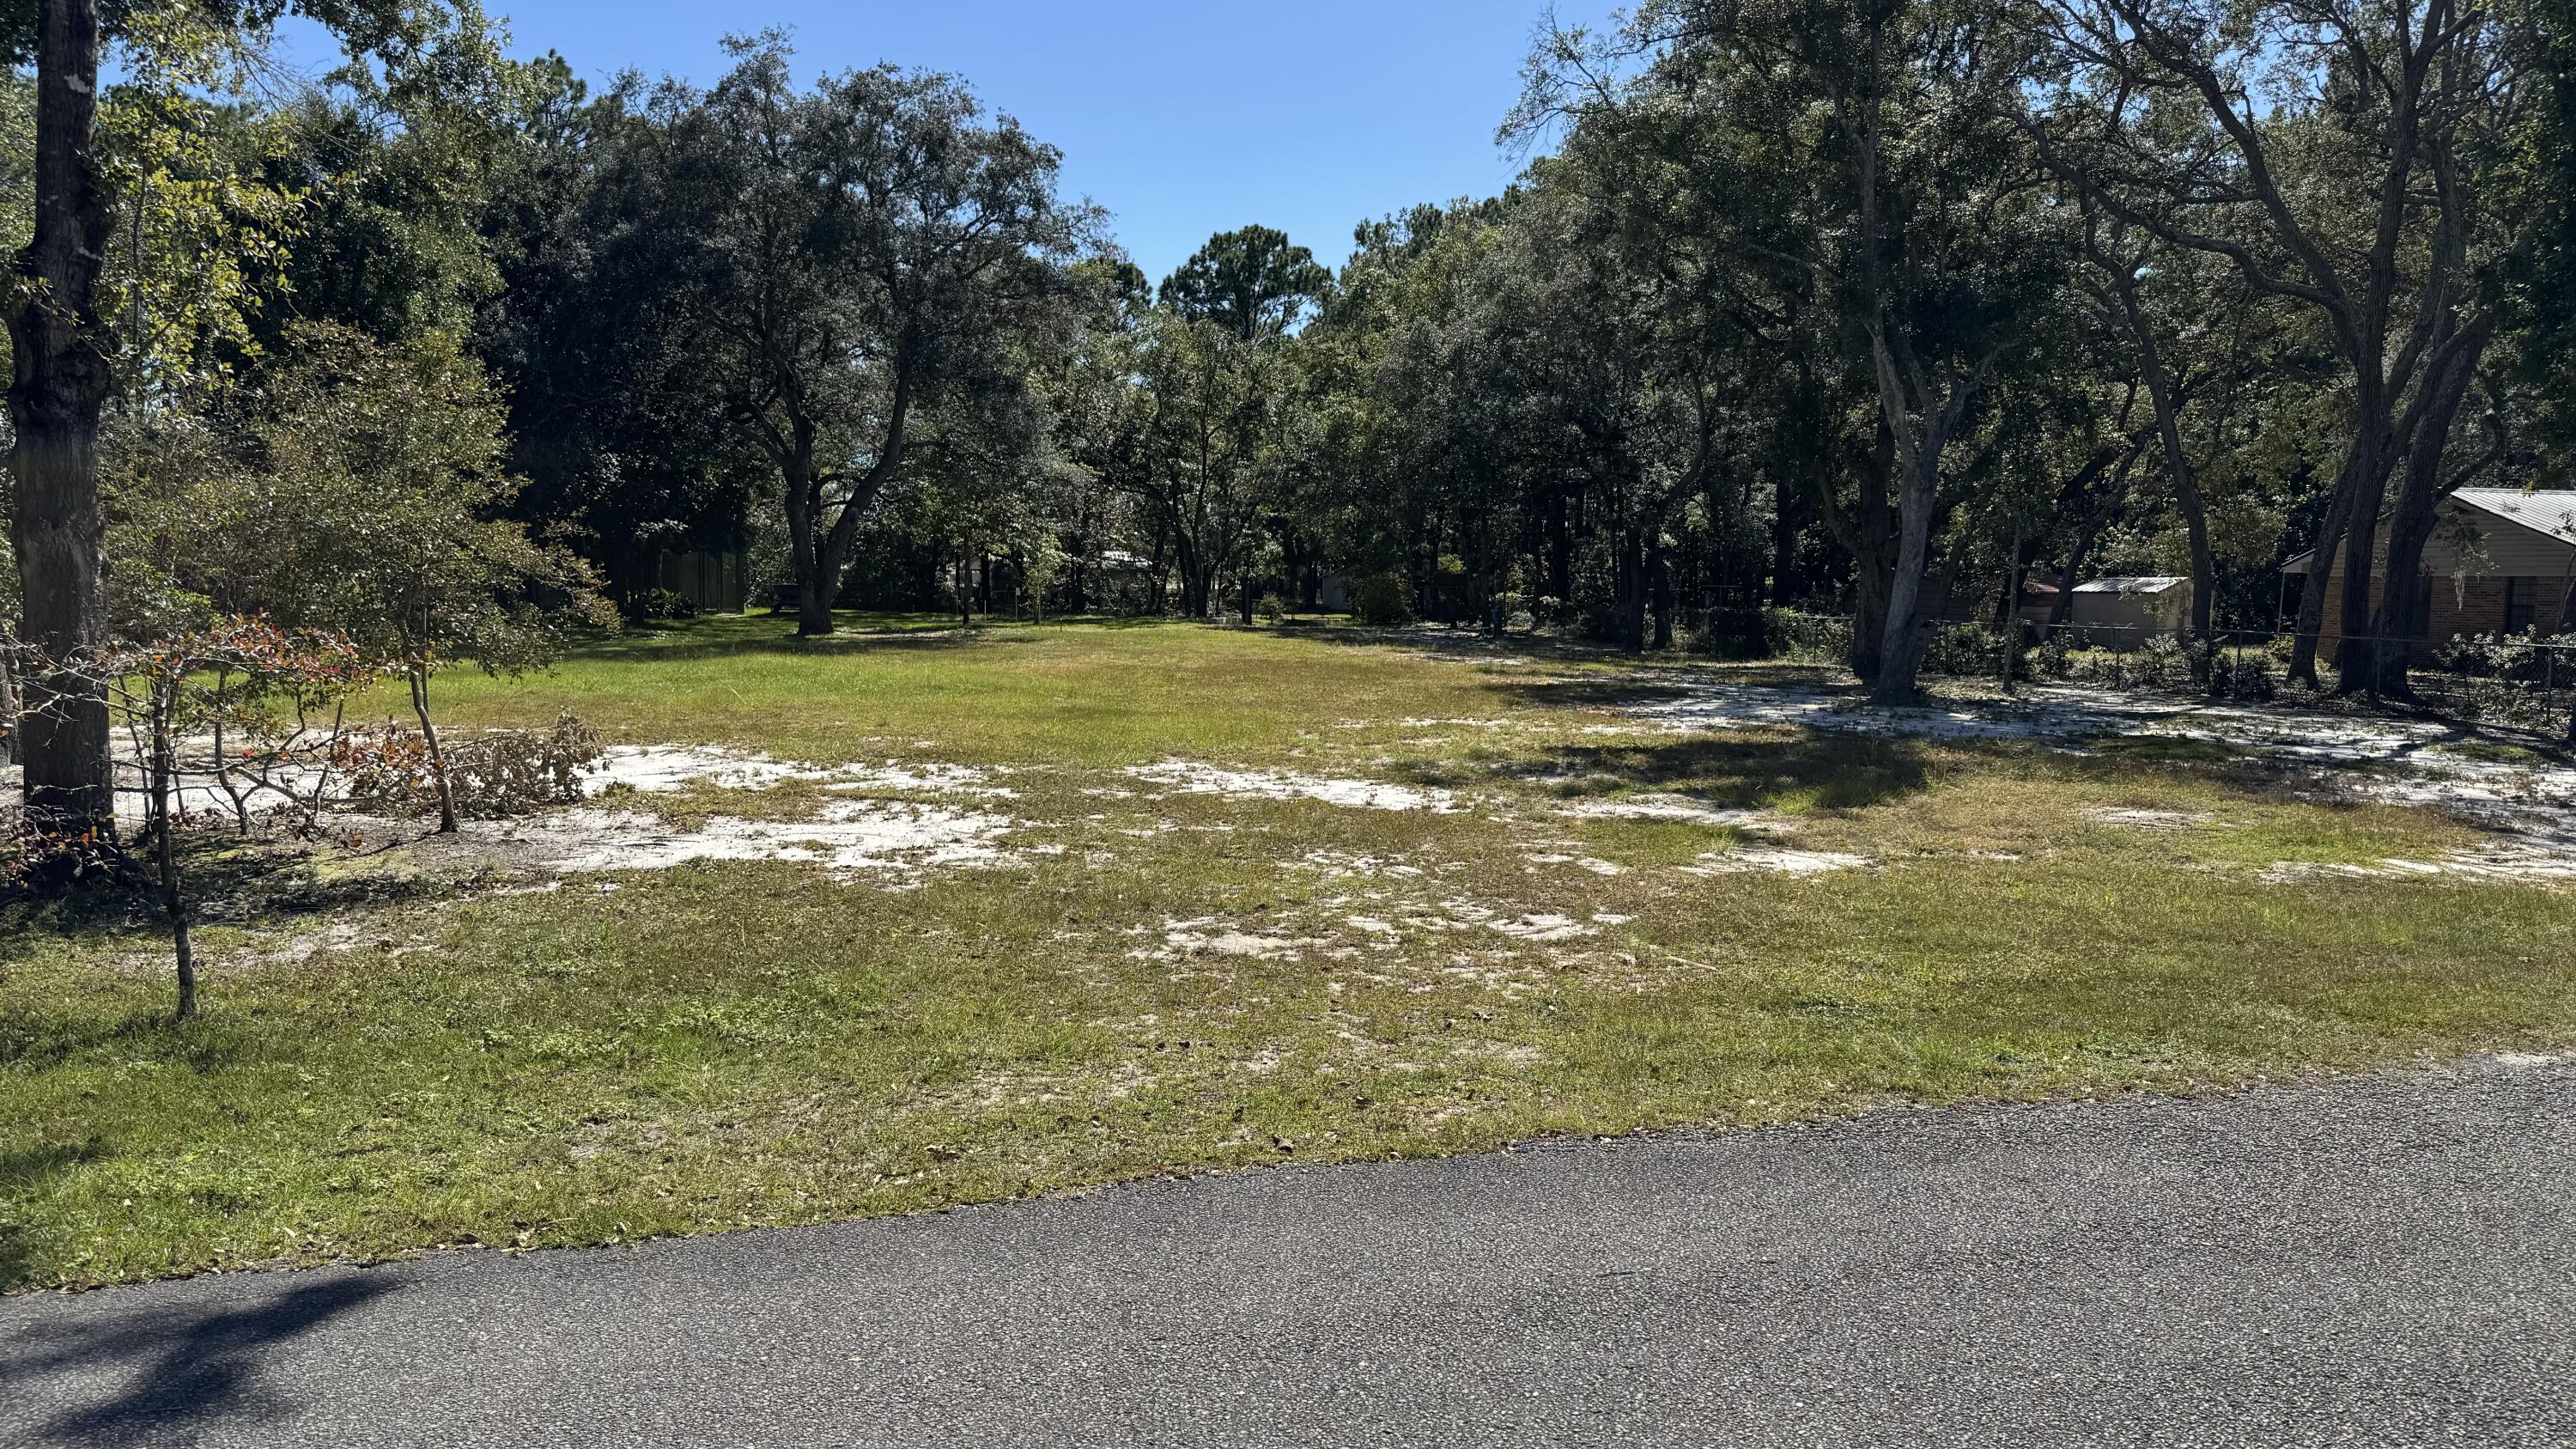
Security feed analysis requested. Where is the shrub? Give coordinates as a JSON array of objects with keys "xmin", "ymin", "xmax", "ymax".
[
  {"xmin": 1921, "ymin": 622, "xmax": 2009, "ymax": 677},
  {"xmin": 1258, "ymin": 591, "xmax": 1286, "ymax": 623},
  {"xmin": 2205, "ymin": 642, "xmax": 2278, "ymax": 701},
  {"xmin": 2434, "ymin": 631, "xmax": 2575, "ymax": 729},
  {"xmin": 1348, "ymin": 573, "xmax": 1416, "ymax": 626},
  {"xmin": 621, "ymin": 588, "xmax": 698, "ymax": 626},
  {"xmin": 343, "ymin": 713, "xmax": 605, "ymax": 820},
  {"xmin": 1687, "ymin": 606, "xmax": 1769, "ymax": 660},
  {"xmin": 1577, "ymin": 598, "xmax": 1625, "ymax": 643},
  {"xmin": 1762, "ymin": 609, "xmax": 1852, "ymax": 663}
]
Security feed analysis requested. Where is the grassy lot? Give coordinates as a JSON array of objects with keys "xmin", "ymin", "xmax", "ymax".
[{"xmin": 6, "ymin": 615, "xmax": 2573, "ymax": 1290}]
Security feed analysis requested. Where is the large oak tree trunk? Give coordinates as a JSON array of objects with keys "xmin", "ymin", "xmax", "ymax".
[
  {"xmin": 7, "ymin": 0, "xmax": 115, "ymax": 831},
  {"xmin": 2366, "ymin": 337, "xmax": 2485, "ymax": 700},
  {"xmin": 2330, "ymin": 433, "xmax": 2396, "ymax": 692},
  {"xmin": 2284, "ymin": 454, "xmax": 2358, "ymax": 688},
  {"xmin": 1872, "ymin": 447, "xmax": 1941, "ymax": 705},
  {"xmin": 1815, "ymin": 425, "xmax": 1897, "ymax": 685}
]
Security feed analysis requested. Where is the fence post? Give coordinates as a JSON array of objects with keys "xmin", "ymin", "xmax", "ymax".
[{"xmin": 2549, "ymin": 642, "xmax": 2564, "ymax": 739}]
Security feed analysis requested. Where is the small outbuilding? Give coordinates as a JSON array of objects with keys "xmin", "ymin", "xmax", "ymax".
[
  {"xmin": 649, "ymin": 549, "xmax": 750, "ymax": 615},
  {"xmin": 2068, "ymin": 576, "xmax": 2192, "ymax": 649}
]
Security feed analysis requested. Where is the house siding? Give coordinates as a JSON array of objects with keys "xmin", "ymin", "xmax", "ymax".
[
  {"xmin": 2290, "ymin": 493, "xmax": 2576, "ymax": 656},
  {"xmin": 2313, "ymin": 567, "xmax": 2569, "ymax": 659}
]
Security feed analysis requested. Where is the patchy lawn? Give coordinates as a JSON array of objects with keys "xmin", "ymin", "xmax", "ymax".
[{"xmin": 6, "ymin": 616, "xmax": 2573, "ymax": 1290}]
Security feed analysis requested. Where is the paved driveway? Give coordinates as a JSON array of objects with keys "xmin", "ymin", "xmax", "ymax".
[{"xmin": 7, "ymin": 1056, "xmax": 2573, "ymax": 1447}]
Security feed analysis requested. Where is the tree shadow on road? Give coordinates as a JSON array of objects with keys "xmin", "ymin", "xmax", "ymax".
[{"xmin": 8, "ymin": 1273, "xmax": 397, "ymax": 1446}]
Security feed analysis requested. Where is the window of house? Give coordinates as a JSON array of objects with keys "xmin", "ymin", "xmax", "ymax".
[{"xmin": 2506, "ymin": 577, "xmax": 2539, "ymax": 634}]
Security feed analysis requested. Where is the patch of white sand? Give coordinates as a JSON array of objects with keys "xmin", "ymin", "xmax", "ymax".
[
  {"xmin": 1127, "ymin": 760, "xmax": 1461, "ymax": 813},
  {"xmin": 1136, "ymin": 916, "xmax": 1326, "ymax": 961},
  {"xmin": 1552, "ymin": 795, "xmax": 1771, "ymax": 829},
  {"xmin": 2087, "ymin": 807, "xmax": 2215, "ymax": 831},
  {"xmin": 498, "ymin": 801, "xmax": 1017, "ymax": 879},
  {"xmin": 1615, "ymin": 675, "xmax": 2576, "ymax": 864},
  {"xmin": 1295, "ymin": 850, "xmax": 1432, "ymax": 880},
  {"xmin": 586, "ymin": 746, "xmax": 1013, "ymax": 799},
  {"xmin": 2260, "ymin": 839, "xmax": 2576, "ymax": 886},
  {"xmin": 1680, "ymin": 847, "xmax": 1873, "ymax": 877},
  {"xmin": 1524, "ymin": 852, "xmax": 1628, "ymax": 877},
  {"xmin": 1485, "ymin": 912, "xmax": 1595, "ymax": 942}
]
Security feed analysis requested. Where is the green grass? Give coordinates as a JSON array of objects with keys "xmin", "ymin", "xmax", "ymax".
[{"xmin": 6, "ymin": 616, "xmax": 2573, "ymax": 1291}]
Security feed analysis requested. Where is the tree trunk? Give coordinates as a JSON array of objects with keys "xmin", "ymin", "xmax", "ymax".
[
  {"xmin": 1620, "ymin": 527, "xmax": 1647, "ymax": 654},
  {"xmin": 7, "ymin": 0, "xmax": 115, "ymax": 831},
  {"xmin": 408, "ymin": 664, "xmax": 459, "ymax": 834},
  {"xmin": 2366, "ymin": 338, "xmax": 2485, "ymax": 700},
  {"xmin": 0, "ymin": 643, "xmax": 20, "ymax": 766},
  {"xmin": 1850, "ymin": 551, "xmax": 1891, "ymax": 684},
  {"xmin": 1770, "ymin": 477, "xmax": 1807, "ymax": 606},
  {"xmin": 1816, "ymin": 419, "xmax": 1898, "ymax": 685},
  {"xmin": 149, "ymin": 681, "xmax": 196, "ymax": 1020},
  {"xmin": 1996, "ymin": 537, "xmax": 2034, "ymax": 627},
  {"xmin": 781, "ymin": 441, "xmax": 835, "ymax": 638},
  {"xmin": 797, "ymin": 557, "xmax": 838, "ymax": 636},
  {"xmin": 2101, "ymin": 230, "xmax": 2216, "ymax": 646},
  {"xmin": 2331, "ymin": 421, "xmax": 2399, "ymax": 691},
  {"xmin": 2183, "ymin": 504, "xmax": 2216, "ymax": 643},
  {"xmin": 1649, "ymin": 536, "xmax": 1675, "ymax": 650},
  {"xmin": 1546, "ymin": 494, "xmax": 1573, "ymax": 604},
  {"xmin": 1872, "ymin": 447, "xmax": 1942, "ymax": 705},
  {"xmin": 2285, "ymin": 454, "xmax": 2360, "ymax": 688}
]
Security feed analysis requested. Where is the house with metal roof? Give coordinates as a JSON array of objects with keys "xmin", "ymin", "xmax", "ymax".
[{"xmin": 2282, "ymin": 488, "xmax": 2576, "ymax": 654}]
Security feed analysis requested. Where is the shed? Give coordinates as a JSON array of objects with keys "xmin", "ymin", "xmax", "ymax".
[
  {"xmin": 2068, "ymin": 576, "xmax": 2191, "ymax": 649},
  {"xmin": 651, "ymin": 549, "xmax": 749, "ymax": 615}
]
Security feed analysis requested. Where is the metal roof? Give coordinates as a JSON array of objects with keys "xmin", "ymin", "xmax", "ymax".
[
  {"xmin": 2072, "ymin": 576, "xmax": 2188, "ymax": 594},
  {"xmin": 2452, "ymin": 488, "xmax": 2576, "ymax": 545}
]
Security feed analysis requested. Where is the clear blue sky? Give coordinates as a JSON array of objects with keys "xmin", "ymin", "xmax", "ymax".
[{"xmin": 280, "ymin": 1, "xmax": 1622, "ymax": 285}]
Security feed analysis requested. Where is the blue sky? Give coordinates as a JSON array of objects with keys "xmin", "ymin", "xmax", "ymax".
[{"xmin": 278, "ymin": 1, "xmax": 1623, "ymax": 285}]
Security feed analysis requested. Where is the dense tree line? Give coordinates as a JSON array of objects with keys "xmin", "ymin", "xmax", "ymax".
[{"xmin": 4, "ymin": 0, "xmax": 2574, "ymax": 827}]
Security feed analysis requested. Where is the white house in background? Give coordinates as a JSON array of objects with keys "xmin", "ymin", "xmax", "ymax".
[
  {"xmin": 2067, "ymin": 575, "xmax": 2192, "ymax": 648},
  {"xmin": 2283, "ymin": 487, "xmax": 2576, "ymax": 657}
]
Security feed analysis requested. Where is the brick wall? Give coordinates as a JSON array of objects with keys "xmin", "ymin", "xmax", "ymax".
[{"xmin": 2311, "ymin": 567, "xmax": 2566, "ymax": 658}]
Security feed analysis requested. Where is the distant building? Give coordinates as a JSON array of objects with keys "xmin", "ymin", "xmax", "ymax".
[
  {"xmin": 2067, "ymin": 576, "xmax": 2193, "ymax": 648},
  {"xmin": 2282, "ymin": 489, "xmax": 2576, "ymax": 656},
  {"xmin": 650, "ymin": 549, "xmax": 749, "ymax": 614}
]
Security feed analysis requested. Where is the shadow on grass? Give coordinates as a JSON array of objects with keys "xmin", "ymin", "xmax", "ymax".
[
  {"xmin": 1479, "ymin": 669, "xmax": 1851, "ymax": 717},
  {"xmin": 0, "ymin": 1139, "xmax": 106, "ymax": 1291},
  {"xmin": 10, "ymin": 1273, "xmax": 398, "ymax": 1444},
  {"xmin": 0, "ymin": 1003, "xmax": 246, "ymax": 1075},
  {"xmin": 565, "ymin": 612, "xmax": 1188, "ymax": 668},
  {"xmin": 1291, "ymin": 621, "xmax": 1640, "ymax": 669},
  {"xmin": 1523, "ymin": 733, "xmax": 1937, "ymax": 813},
  {"xmin": 0, "ymin": 838, "xmax": 487, "ymax": 1007},
  {"xmin": 571, "ymin": 627, "xmax": 1002, "ymax": 668}
]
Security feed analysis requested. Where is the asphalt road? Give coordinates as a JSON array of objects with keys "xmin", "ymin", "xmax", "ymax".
[{"xmin": 7, "ymin": 1056, "xmax": 2574, "ymax": 1448}]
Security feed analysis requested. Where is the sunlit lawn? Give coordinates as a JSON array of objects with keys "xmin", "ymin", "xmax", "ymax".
[{"xmin": 5, "ymin": 615, "xmax": 2572, "ymax": 1290}]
